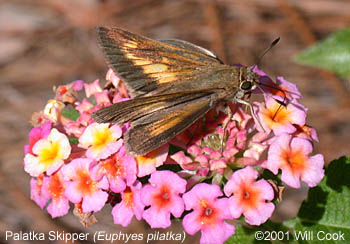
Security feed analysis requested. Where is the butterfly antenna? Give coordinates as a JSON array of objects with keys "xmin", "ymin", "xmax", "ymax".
[
  {"xmin": 257, "ymin": 37, "xmax": 280, "ymax": 66},
  {"xmin": 257, "ymin": 82, "xmax": 288, "ymax": 120}
]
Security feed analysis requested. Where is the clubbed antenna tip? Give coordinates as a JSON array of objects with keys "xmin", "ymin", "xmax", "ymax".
[{"xmin": 257, "ymin": 37, "xmax": 280, "ymax": 66}]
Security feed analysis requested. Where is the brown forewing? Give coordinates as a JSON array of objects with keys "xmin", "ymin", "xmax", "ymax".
[{"xmin": 97, "ymin": 27, "xmax": 227, "ymax": 98}]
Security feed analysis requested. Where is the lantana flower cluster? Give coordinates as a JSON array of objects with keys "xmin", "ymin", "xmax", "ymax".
[{"xmin": 23, "ymin": 67, "xmax": 324, "ymax": 244}]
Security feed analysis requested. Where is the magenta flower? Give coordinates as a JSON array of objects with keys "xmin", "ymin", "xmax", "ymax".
[
  {"xmin": 141, "ymin": 170, "xmax": 186, "ymax": 228},
  {"xmin": 61, "ymin": 158, "xmax": 109, "ymax": 213},
  {"xmin": 42, "ymin": 171, "xmax": 70, "ymax": 218},
  {"xmin": 182, "ymin": 183, "xmax": 234, "ymax": 244},
  {"xmin": 224, "ymin": 167, "xmax": 275, "ymax": 225},
  {"xmin": 112, "ymin": 181, "xmax": 145, "ymax": 226},
  {"xmin": 72, "ymin": 80, "xmax": 84, "ymax": 91},
  {"xmin": 30, "ymin": 175, "xmax": 49, "ymax": 209},
  {"xmin": 267, "ymin": 134, "xmax": 325, "ymax": 188},
  {"xmin": 79, "ymin": 123, "xmax": 123, "ymax": 161},
  {"xmin": 90, "ymin": 146, "xmax": 137, "ymax": 193},
  {"xmin": 24, "ymin": 122, "xmax": 51, "ymax": 155}
]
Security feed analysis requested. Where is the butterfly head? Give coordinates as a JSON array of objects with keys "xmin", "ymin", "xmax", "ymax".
[{"xmin": 238, "ymin": 67, "xmax": 259, "ymax": 94}]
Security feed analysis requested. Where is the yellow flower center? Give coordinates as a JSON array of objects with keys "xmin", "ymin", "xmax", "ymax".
[
  {"xmin": 262, "ymin": 103, "xmax": 291, "ymax": 129},
  {"xmin": 136, "ymin": 150, "xmax": 157, "ymax": 165},
  {"xmin": 39, "ymin": 141, "xmax": 60, "ymax": 166},
  {"xmin": 92, "ymin": 127, "xmax": 113, "ymax": 150}
]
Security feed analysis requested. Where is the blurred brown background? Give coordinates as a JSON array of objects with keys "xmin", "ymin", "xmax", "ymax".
[{"xmin": 1, "ymin": 0, "xmax": 350, "ymax": 243}]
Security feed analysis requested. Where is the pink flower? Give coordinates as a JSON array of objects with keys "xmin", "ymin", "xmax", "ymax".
[
  {"xmin": 293, "ymin": 124, "xmax": 319, "ymax": 142},
  {"xmin": 30, "ymin": 175, "xmax": 49, "ymax": 209},
  {"xmin": 257, "ymin": 98, "xmax": 306, "ymax": 135},
  {"xmin": 61, "ymin": 158, "xmax": 109, "ymax": 213},
  {"xmin": 94, "ymin": 90, "xmax": 111, "ymax": 107},
  {"xmin": 112, "ymin": 181, "xmax": 145, "ymax": 226},
  {"xmin": 84, "ymin": 79, "xmax": 103, "ymax": 98},
  {"xmin": 224, "ymin": 167, "xmax": 275, "ymax": 225},
  {"xmin": 24, "ymin": 128, "xmax": 71, "ymax": 177},
  {"xmin": 170, "ymin": 151, "xmax": 197, "ymax": 171},
  {"xmin": 24, "ymin": 122, "xmax": 51, "ymax": 155},
  {"xmin": 42, "ymin": 171, "xmax": 70, "ymax": 218},
  {"xmin": 90, "ymin": 146, "xmax": 137, "ymax": 193},
  {"xmin": 106, "ymin": 68, "xmax": 121, "ymax": 88},
  {"xmin": 238, "ymin": 132, "xmax": 270, "ymax": 166},
  {"xmin": 54, "ymin": 80, "xmax": 82, "ymax": 104},
  {"xmin": 76, "ymin": 112, "xmax": 93, "ymax": 127},
  {"xmin": 79, "ymin": 123, "xmax": 123, "ymax": 161},
  {"xmin": 141, "ymin": 170, "xmax": 186, "ymax": 228},
  {"xmin": 135, "ymin": 144, "xmax": 168, "ymax": 177},
  {"xmin": 75, "ymin": 99, "xmax": 94, "ymax": 114},
  {"xmin": 182, "ymin": 183, "xmax": 234, "ymax": 244},
  {"xmin": 43, "ymin": 100, "xmax": 65, "ymax": 123},
  {"xmin": 267, "ymin": 134, "xmax": 324, "ymax": 188},
  {"xmin": 208, "ymin": 151, "xmax": 227, "ymax": 173},
  {"xmin": 274, "ymin": 76, "xmax": 301, "ymax": 100},
  {"xmin": 72, "ymin": 80, "xmax": 84, "ymax": 91}
]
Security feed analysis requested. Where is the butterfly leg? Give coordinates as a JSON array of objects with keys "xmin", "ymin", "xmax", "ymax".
[
  {"xmin": 244, "ymin": 93, "xmax": 252, "ymax": 113},
  {"xmin": 218, "ymin": 103, "xmax": 232, "ymax": 153},
  {"xmin": 236, "ymin": 99, "xmax": 266, "ymax": 133}
]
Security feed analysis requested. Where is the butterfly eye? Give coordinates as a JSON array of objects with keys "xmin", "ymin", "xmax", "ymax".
[{"xmin": 240, "ymin": 81, "xmax": 252, "ymax": 90}]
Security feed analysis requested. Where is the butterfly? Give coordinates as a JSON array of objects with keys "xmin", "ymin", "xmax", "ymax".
[{"xmin": 93, "ymin": 27, "xmax": 267, "ymax": 156}]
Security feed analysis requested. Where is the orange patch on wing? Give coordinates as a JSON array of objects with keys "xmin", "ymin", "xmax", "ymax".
[
  {"xmin": 149, "ymin": 116, "xmax": 183, "ymax": 137},
  {"xmin": 123, "ymin": 41, "xmax": 138, "ymax": 49},
  {"xmin": 124, "ymin": 52, "xmax": 152, "ymax": 65},
  {"xmin": 142, "ymin": 64, "xmax": 168, "ymax": 73},
  {"xmin": 149, "ymin": 100, "xmax": 207, "ymax": 137},
  {"xmin": 148, "ymin": 72, "xmax": 177, "ymax": 83}
]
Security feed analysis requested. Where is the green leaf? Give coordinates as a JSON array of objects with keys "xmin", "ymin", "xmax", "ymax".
[
  {"xmin": 61, "ymin": 105, "xmax": 80, "ymax": 121},
  {"xmin": 295, "ymin": 29, "xmax": 350, "ymax": 78},
  {"xmin": 68, "ymin": 136, "xmax": 79, "ymax": 145},
  {"xmin": 285, "ymin": 156, "xmax": 350, "ymax": 243}
]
